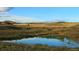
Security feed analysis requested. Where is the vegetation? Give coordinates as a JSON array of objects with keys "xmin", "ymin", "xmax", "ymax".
[
  {"xmin": 0, "ymin": 42, "xmax": 79, "ymax": 51},
  {"xmin": 0, "ymin": 22, "xmax": 79, "ymax": 50},
  {"xmin": 0, "ymin": 22, "xmax": 79, "ymax": 40}
]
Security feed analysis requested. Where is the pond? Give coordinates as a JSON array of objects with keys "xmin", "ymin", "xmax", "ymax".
[{"xmin": 2, "ymin": 37, "xmax": 79, "ymax": 48}]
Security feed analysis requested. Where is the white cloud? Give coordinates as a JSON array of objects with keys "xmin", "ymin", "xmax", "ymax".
[
  {"xmin": 0, "ymin": 13, "xmax": 45, "ymax": 23},
  {"xmin": 0, "ymin": 7, "xmax": 11, "ymax": 12},
  {"xmin": 11, "ymin": 16, "xmax": 45, "ymax": 23}
]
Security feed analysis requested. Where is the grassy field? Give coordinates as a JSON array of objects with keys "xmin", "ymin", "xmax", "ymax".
[
  {"xmin": 0, "ymin": 42, "xmax": 79, "ymax": 51},
  {"xmin": 15, "ymin": 22, "xmax": 79, "ymax": 27},
  {"xmin": 0, "ymin": 22, "xmax": 79, "ymax": 51},
  {"xmin": 0, "ymin": 22, "xmax": 79, "ymax": 40}
]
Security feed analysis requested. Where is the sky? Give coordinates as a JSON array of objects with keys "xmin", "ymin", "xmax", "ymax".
[{"xmin": 0, "ymin": 7, "xmax": 79, "ymax": 23}]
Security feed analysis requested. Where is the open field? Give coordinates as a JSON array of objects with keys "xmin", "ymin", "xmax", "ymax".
[
  {"xmin": 15, "ymin": 22, "xmax": 79, "ymax": 27},
  {"xmin": 0, "ymin": 22, "xmax": 79, "ymax": 40},
  {"xmin": 0, "ymin": 22, "xmax": 79, "ymax": 51}
]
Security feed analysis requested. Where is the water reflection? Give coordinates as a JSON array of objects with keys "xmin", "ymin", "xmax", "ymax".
[
  {"xmin": 2, "ymin": 37, "xmax": 79, "ymax": 48},
  {"xmin": 64, "ymin": 38, "xmax": 79, "ymax": 48}
]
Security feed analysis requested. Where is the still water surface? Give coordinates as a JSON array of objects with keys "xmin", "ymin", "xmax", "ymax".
[{"xmin": 2, "ymin": 37, "xmax": 79, "ymax": 48}]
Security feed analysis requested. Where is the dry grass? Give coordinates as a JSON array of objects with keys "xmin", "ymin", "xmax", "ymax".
[
  {"xmin": 0, "ymin": 22, "xmax": 79, "ymax": 40},
  {"xmin": 15, "ymin": 22, "xmax": 79, "ymax": 28},
  {"xmin": 0, "ymin": 42, "xmax": 79, "ymax": 51},
  {"xmin": 0, "ymin": 22, "xmax": 79, "ymax": 50}
]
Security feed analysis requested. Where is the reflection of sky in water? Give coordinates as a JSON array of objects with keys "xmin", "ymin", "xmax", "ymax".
[
  {"xmin": 15, "ymin": 37, "xmax": 65, "ymax": 47},
  {"xmin": 2, "ymin": 37, "xmax": 79, "ymax": 48},
  {"xmin": 64, "ymin": 38, "xmax": 79, "ymax": 48}
]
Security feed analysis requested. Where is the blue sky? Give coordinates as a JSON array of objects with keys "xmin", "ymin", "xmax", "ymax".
[{"xmin": 7, "ymin": 7, "xmax": 79, "ymax": 22}]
